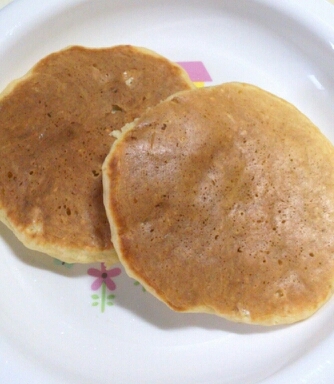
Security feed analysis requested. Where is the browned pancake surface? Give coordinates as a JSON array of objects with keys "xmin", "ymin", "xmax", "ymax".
[
  {"xmin": 103, "ymin": 82, "xmax": 334, "ymax": 324},
  {"xmin": 0, "ymin": 45, "xmax": 194, "ymax": 263}
]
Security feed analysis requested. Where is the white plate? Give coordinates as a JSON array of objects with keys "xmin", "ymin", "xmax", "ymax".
[{"xmin": 1, "ymin": 0, "xmax": 334, "ymax": 383}]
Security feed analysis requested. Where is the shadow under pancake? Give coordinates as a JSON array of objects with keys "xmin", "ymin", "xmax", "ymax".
[
  {"xmin": 0, "ymin": 221, "xmax": 87, "ymax": 277},
  {"xmin": 0, "ymin": 221, "xmax": 297, "ymax": 334},
  {"xmin": 113, "ymin": 264, "xmax": 291, "ymax": 334}
]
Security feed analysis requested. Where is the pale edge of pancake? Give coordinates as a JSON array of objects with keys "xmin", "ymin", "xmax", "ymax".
[
  {"xmin": 102, "ymin": 83, "xmax": 334, "ymax": 325},
  {"xmin": 102, "ymin": 119, "xmax": 171, "ymax": 303},
  {"xmin": 119, "ymin": 45, "xmax": 195, "ymax": 90},
  {"xmin": 0, "ymin": 208, "xmax": 119, "ymax": 264}
]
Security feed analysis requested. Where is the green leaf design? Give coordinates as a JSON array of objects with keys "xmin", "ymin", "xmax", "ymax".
[
  {"xmin": 134, "ymin": 280, "xmax": 146, "ymax": 292},
  {"xmin": 91, "ymin": 294, "xmax": 99, "ymax": 299},
  {"xmin": 107, "ymin": 294, "xmax": 115, "ymax": 300},
  {"xmin": 107, "ymin": 302, "xmax": 114, "ymax": 306},
  {"xmin": 92, "ymin": 302, "xmax": 99, "ymax": 306}
]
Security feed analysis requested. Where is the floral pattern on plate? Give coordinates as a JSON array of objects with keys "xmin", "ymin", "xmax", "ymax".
[{"xmin": 88, "ymin": 263, "xmax": 121, "ymax": 312}]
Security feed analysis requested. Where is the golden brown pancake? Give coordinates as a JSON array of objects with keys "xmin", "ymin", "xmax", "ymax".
[
  {"xmin": 0, "ymin": 45, "xmax": 194, "ymax": 264},
  {"xmin": 103, "ymin": 82, "xmax": 334, "ymax": 325}
]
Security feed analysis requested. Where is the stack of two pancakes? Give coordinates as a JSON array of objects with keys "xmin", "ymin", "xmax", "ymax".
[{"xmin": 2, "ymin": 45, "xmax": 334, "ymax": 325}]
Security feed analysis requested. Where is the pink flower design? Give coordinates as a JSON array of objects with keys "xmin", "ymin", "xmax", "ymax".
[{"xmin": 87, "ymin": 263, "xmax": 121, "ymax": 291}]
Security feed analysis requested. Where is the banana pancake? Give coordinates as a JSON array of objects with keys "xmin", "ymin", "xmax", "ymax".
[
  {"xmin": 103, "ymin": 82, "xmax": 334, "ymax": 325},
  {"xmin": 0, "ymin": 45, "xmax": 194, "ymax": 264}
]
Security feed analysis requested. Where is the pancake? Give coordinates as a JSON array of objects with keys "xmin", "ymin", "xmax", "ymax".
[
  {"xmin": 0, "ymin": 45, "xmax": 194, "ymax": 264},
  {"xmin": 103, "ymin": 82, "xmax": 334, "ymax": 325}
]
